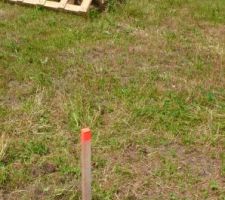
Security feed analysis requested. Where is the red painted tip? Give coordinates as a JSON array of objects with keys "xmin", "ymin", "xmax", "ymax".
[{"xmin": 81, "ymin": 128, "xmax": 91, "ymax": 142}]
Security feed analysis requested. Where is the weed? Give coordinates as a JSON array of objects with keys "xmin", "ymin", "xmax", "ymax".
[
  {"xmin": 0, "ymin": 166, "xmax": 8, "ymax": 185},
  {"xmin": 220, "ymin": 153, "xmax": 225, "ymax": 176},
  {"xmin": 209, "ymin": 180, "xmax": 219, "ymax": 191}
]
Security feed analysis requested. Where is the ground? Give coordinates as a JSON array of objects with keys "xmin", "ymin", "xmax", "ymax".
[{"xmin": 0, "ymin": 0, "xmax": 225, "ymax": 199}]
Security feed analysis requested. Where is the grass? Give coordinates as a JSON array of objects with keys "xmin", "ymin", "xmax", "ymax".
[{"xmin": 0, "ymin": 0, "xmax": 225, "ymax": 199}]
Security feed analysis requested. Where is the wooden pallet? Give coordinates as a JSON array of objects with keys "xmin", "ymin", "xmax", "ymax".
[{"xmin": 8, "ymin": 0, "xmax": 93, "ymax": 13}]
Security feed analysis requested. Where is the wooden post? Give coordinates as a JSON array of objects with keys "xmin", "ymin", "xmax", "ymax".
[{"xmin": 81, "ymin": 128, "xmax": 92, "ymax": 200}]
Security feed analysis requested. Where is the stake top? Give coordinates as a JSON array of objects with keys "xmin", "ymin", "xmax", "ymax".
[{"xmin": 81, "ymin": 128, "xmax": 92, "ymax": 142}]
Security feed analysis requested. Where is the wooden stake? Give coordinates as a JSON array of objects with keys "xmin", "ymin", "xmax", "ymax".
[{"xmin": 81, "ymin": 128, "xmax": 92, "ymax": 200}]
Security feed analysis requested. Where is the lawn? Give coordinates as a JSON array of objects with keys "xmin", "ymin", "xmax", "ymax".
[{"xmin": 0, "ymin": 0, "xmax": 225, "ymax": 199}]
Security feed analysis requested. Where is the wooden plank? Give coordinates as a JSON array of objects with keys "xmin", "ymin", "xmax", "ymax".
[
  {"xmin": 59, "ymin": 0, "xmax": 68, "ymax": 8},
  {"xmin": 38, "ymin": 0, "xmax": 46, "ymax": 5},
  {"xmin": 44, "ymin": 1, "xmax": 61, "ymax": 9},
  {"xmin": 81, "ymin": 0, "xmax": 92, "ymax": 12},
  {"xmin": 64, "ymin": 4, "xmax": 83, "ymax": 12},
  {"xmin": 23, "ymin": 0, "xmax": 39, "ymax": 5}
]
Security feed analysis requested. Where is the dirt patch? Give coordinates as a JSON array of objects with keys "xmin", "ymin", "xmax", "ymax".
[
  {"xmin": 0, "ymin": 10, "xmax": 6, "ymax": 19},
  {"xmin": 32, "ymin": 162, "xmax": 57, "ymax": 177},
  {"xmin": 85, "ymin": 44, "xmax": 120, "ymax": 66},
  {"xmin": 98, "ymin": 142, "xmax": 224, "ymax": 199}
]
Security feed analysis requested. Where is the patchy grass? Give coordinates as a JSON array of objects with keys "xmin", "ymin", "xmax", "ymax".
[{"xmin": 0, "ymin": 0, "xmax": 225, "ymax": 199}]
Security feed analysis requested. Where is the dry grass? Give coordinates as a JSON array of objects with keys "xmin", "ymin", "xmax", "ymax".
[{"xmin": 0, "ymin": 134, "xmax": 8, "ymax": 162}]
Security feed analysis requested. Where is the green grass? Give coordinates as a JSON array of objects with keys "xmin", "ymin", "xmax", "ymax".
[{"xmin": 0, "ymin": 0, "xmax": 225, "ymax": 199}]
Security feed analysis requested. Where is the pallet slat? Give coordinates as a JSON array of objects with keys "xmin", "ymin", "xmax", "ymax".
[
  {"xmin": 23, "ymin": 0, "xmax": 39, "ymax": 5},
  {"xmin": 64, "ymin": 4, "xmax": 83, "ymax": 12}
]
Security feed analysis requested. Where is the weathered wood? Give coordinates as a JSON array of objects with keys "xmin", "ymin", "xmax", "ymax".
[
  {"xmin": 8, "ymin": 0, "xmax": 93, "ymax": 13},
  {"xmin": 80, "ymin": 0, "xmax": 91, "ymax": 11}
]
